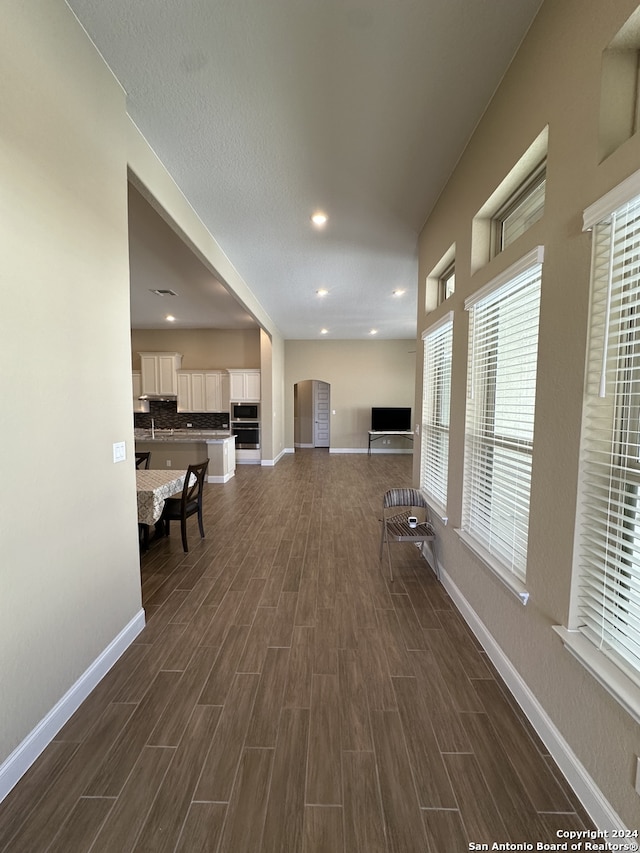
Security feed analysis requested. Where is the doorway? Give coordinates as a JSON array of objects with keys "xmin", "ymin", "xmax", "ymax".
[{"xmin": 294, "ymin": 379, "xmax": 331, "ymax": 449}]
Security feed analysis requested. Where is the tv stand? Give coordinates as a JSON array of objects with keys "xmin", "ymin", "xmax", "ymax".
[{"xmin": 368, "ymin": 430, "xmax": 414, "ymax": 456}]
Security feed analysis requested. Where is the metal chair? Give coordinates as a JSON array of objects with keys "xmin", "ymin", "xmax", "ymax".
[
  {"xmin": 160, "ymin": 459, "xmax": 209, "ymax": 552},
  {"xmin": 135, "ymin": 451, "xmax": 151, "ymax": 469},
  {"xmin": 379, "ymin": 488, "xmax": 438, "ymax": 582}
]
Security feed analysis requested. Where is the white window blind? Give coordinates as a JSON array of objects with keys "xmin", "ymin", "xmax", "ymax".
[
  {"xmin": 462, "ymin": 257, "xmax": 542, "ymax": 580},
  {"xmin": 578, "ymin": 193, "xmax": 640, "ymax": 681},
  {"xmin": 501, "ymin": 177, "xmax": 546, "ymax": 251},
  {"xmin": 421, "ymin": 314, "xmax": 453, "ymax": 511}
]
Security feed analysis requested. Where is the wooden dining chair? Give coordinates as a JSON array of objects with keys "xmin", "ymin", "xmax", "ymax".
[
  {"xmin": 135, "ymin": 451, "xmax": 151, "ymax": 469},
  {"xmin": 160, "ymin": 459, "xmax": 209, "ymax": 552}
]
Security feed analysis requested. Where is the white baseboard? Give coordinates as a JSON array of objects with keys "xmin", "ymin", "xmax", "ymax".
[
  {"xmin": 329, "ymin": 447, "xmax": 413, "ymax": 454},
  {"xmin": 261, "ymin": 448, "xmax": 288, "ymax": 466},
  {"xmin": 207, "ymin": 471, "xmax": 235, "ymax": 483},
  {"xmin": 435, "ymin": 558, "xmax": 623, "ymax": 831},
  {"xmin": 0, "ymin": 608, "xmax": 146, "ymax": 803}
]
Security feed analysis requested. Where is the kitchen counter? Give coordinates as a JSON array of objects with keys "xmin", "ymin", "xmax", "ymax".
[
  {"xmin": 134, "ymin": 429, "xmax": 231, "ymax": 442},
  {"xmin": 135, "ymin": 431, "xmax": 236, "ymax": 483}
]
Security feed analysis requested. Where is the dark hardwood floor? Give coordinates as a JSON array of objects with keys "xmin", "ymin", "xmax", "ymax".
[{"xmin": 0, "ymin": 450, "xmax": 593, "ymax": 852}]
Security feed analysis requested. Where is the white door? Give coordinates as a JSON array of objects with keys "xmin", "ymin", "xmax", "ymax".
[{"xmin": 313, "ymin": 381, "xmax": 330, "ymax": 447}]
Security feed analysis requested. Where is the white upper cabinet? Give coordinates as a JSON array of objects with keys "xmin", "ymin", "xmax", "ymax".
[
  {"xmin": 177, "ymin": 370, "xmax": 230, "ymax": 412},
  {"xmin": 228, "ymin": 369, "xmax": 261, "ymax": 401},
  {"xmin": 139, "ymin": 352, "xmax": 182, "ymax": 396},
  {"xmin": 132, "ymin": 371, "xmax": 149, "ymax": 412}
]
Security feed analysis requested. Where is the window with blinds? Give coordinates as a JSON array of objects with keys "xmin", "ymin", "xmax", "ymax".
[
  {"xmin": 462, "ymin": 249, "xmax": 543, "ymax": 580},
  {"xmin": 421, "ymin": 314, "xmax": 453, "ymax": 512},
  {"xmin": 577, "ymin": 192, "xmax": 640, "ymax": 681}
]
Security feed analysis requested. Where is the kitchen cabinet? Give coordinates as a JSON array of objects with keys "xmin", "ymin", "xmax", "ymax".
[
  {"xmin": 139, "ymin": 352, "xmax": 182, "ymax": 396},
  {"xmin": 206, "ymin": 436, "xmax": 236, "ymax": 482},
  {"xmin": 177, "ymin": 370, "xmax": 230, "ymax": 412},
  {"xmin": 228, "ymin": 369, "xmax": 261, "ymax": 401},
  {"xmin": 132, "ymin": 371, "xmax": 149, "ymax": 413}
]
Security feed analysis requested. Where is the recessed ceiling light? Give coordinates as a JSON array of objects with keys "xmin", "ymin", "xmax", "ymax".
[
  {"xmin": 392, "ymin": 289, "xmax": 405, "ymax": 297},
  {"xmin": 320, "ymin": 328, "xmax": 329, "ymax": 335},
  {"xmin": 165, "ymin": 315, "xmax": 176, "ymax": 322},
  {"xmin": 311, "ymin": 212, "xmax": 328, "ymax": 227},
  {"xmin": 316, "ymin": 288, "xmax": 328, "ymax": 297},
  {"xmin": 369, "ymin": 329, "xmax": 378, "ymax": 335}
]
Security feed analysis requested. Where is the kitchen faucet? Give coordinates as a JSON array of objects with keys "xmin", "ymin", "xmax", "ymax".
[{"xmin": 151, "ymin": 417, "xmax": 155, "ymax": 439}]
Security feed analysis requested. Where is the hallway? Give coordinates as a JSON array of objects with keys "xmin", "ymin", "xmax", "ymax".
[{"xmin": 0, "ymin": 451, "xmax": 592, "ymax": 851}]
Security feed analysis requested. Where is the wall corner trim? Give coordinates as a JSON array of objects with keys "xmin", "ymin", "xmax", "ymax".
[{"xmin": 0, "ymin": 609, "xmax": 146, "ymax": 803}]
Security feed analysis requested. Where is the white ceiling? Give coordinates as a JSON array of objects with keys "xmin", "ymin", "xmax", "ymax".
[{"xmin": 67, "ymin": 0, "xmax": 543, "ymax": 339}]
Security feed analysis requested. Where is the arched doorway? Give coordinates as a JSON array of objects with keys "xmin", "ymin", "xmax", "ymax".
[{"xmin": 293, "ymin": 379, "xmax": 330, "ymax": 448}]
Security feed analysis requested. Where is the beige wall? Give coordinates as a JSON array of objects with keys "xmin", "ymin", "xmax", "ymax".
[
  {"xmin": 284, "ymin": 340, "xmax": 416, "ymax": 450},
  {"xmin": 263, "ymin": 329, "xmax": 286, "ymax": 463},
  {"xmin": 0, "ymin": 0, "xmax": 142, "ymax": 769},
  {"xmin": 415, "ymin": 0, "xmax": 640, "ymax": 826},
  {"xmin": 130, "ymin": 328, "xmax": 261, "ymax": 370}
]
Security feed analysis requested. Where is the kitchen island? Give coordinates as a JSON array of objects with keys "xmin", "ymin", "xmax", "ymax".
[{"xmin": 134, "ymin": 430, "xmax": 236, "ymax": 483}]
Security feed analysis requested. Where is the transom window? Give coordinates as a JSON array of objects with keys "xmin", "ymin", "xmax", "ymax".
[
  {"xmin": 439, "ymin": 264, "xmax": 456, "ymax": 304},
  {"xmin": 492, "ymin": 161, "xmax": 546, "ymax": 256}
]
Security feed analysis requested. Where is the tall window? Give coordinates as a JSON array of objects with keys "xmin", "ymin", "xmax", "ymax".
[
  {"xmin": 461, "ymin": 248, "xmax": 543, "ymax": 581},
  {"xmin": 421, "ymin": 314, "xmax": 453, "ymax": 512},
  {"xmin": 577, "ymin": 190, "xmax": 640, "ymax": 681}
]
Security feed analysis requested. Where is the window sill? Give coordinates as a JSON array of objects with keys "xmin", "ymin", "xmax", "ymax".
[
  {"xmin": 552, "ymin": 626, "xmax": 640, "ymax": 725},
  {"xmin": 454, "ymin": 528, "xmax": 529, "ymax": 605},
  {"xmin": 423, "ymin": 494, "xmax": 448, "ymax": 526}
]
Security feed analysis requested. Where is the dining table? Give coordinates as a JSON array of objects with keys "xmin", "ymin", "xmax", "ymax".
[{"xmin": 136, "ymin": 469, "xmax": 188, "ymax": 550}]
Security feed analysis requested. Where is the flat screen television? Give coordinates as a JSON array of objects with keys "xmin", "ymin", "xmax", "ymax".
[{"xmin": 371, "ymin": 407, "xmax": 411, "ymax": 432}]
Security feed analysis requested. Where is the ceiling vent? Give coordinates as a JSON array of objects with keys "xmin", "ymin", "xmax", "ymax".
[{"xmin": 149, "ymin": 288, "xmax": 178, "ymax": 296}]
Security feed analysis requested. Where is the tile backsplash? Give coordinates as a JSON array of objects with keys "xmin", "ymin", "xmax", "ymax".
[{"xmin": 134, "ymin": 401, "xmax": 229, "ymax": 430}]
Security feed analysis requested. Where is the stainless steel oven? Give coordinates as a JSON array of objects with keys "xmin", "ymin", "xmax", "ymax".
[
  {"xmin": 232, "ymin": 402, "xmax": 259, "ymax": 421},
  {"xmin": 231, "ymin": 422, "xmax": 260, "ymax": 449}
]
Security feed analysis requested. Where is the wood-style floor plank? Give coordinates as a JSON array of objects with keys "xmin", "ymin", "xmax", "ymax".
[
  {"xmin": 306, "ymin": 674, "xmax": 342, "ymax": 805},
  {"xmin": 174, "ymin": 802, "xmax": 227, "ymax": 853},
  {"xmin": 342, "ymin": 750, "xmax": 387, "ymax": 853},
  {"xmin": 132, "ymin": 704, "xmax": 222, "ymax": 852},
  {"xmin": 217, "ymin": 747, "xmax": 273, "ymax": 853},
  {"xmin": 88, "ymin": 745, "xmax": 175, "ymax": 853},
  {"xmin": 443, "ymin": 751, "xmax": 508, "ymax": 844},
  {"xmin": 392, "ymin": 675, "xmax": 457, "ymax": 809},
  {"xmin": 301, "ymin": 805, "xmax": 344, "ymax": 853},
  {"xmin": 0, "ymin": 451, "xmax": 595, "ymax": 853},
  {"xmin": 370, "ymin": 709, "xmax": 429, "ymax": 853},
  {"xmin": 260, "ymin": 707, "xmax": 309, "ymax": 853},
  {"xmin": 193, "ymin": 672, "xmax": 260, "ymax": 802},
  {"xmin": 46, "ymin": 797, "xmax": 113, "ymax": 853}
]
